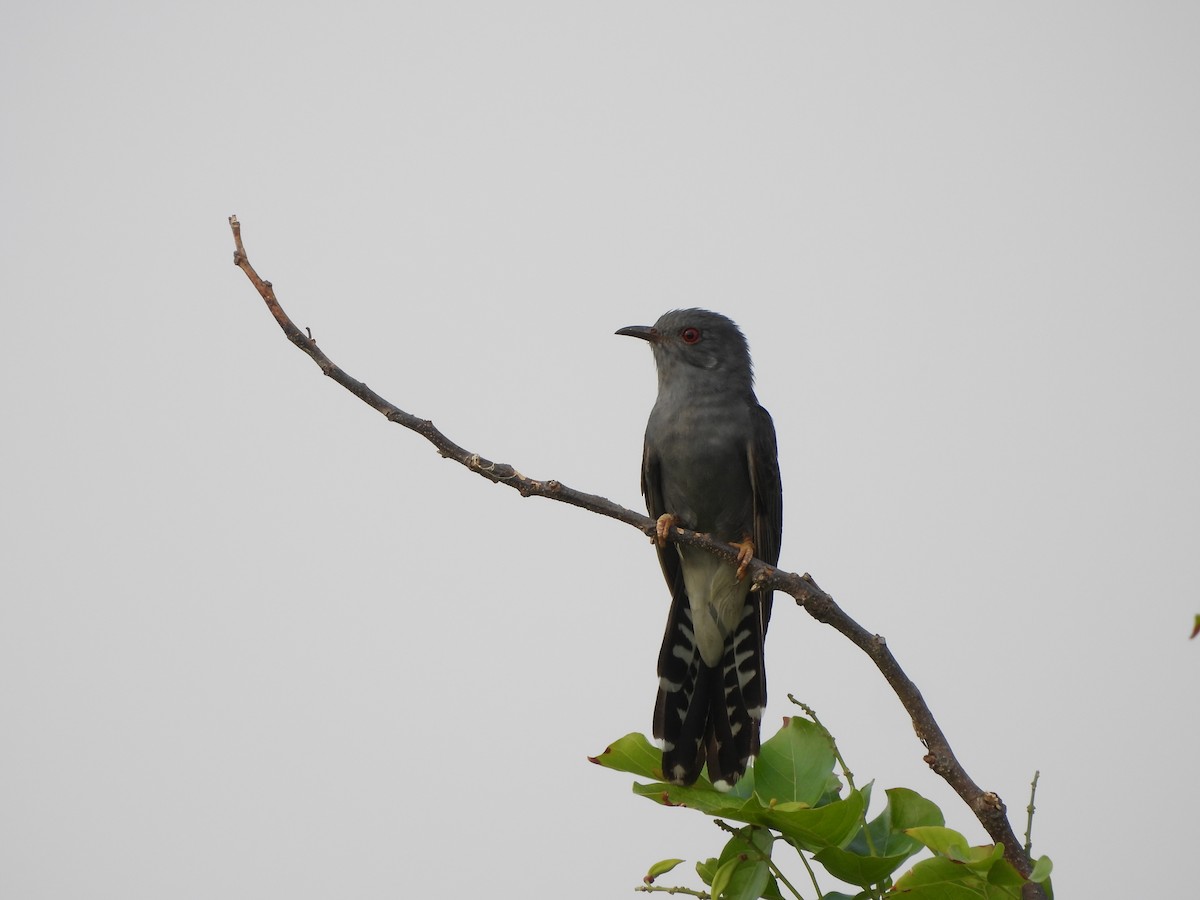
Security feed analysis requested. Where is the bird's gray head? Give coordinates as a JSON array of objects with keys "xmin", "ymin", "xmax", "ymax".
[{"xmin": 616, "ymin": 308, "xmax": 754, "ymax": 392}]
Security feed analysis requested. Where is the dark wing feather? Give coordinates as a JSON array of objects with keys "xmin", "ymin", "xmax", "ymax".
[
  {"xmin": 708, "ymin": 402, "xmax": 782, "ymax": 777},
  {"xmin": 748, "ymin": 403, "xmax": 783, "ymax": 626},
  {"xmin": 639, "ymin": 441, "xmax": 674, "ymax": 588}
]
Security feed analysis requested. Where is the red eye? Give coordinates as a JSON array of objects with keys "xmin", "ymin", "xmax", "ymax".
[{"xmin": 680, "ymin": 327, "xmax": 702, "ymax": 344}]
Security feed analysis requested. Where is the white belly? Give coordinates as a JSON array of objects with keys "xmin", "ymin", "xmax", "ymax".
[{"xmin": 677, "ymin": 544, "xmax": 752, "ymax": 667}]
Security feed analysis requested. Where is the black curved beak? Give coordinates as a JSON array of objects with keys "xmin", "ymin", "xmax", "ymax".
[{"xmin": 615, "ymin": 325, "xmax": 660, "ymax": 343}]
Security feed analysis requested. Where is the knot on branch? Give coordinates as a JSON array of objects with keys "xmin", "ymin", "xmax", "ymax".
[
  {"xmin": 516, "ymin": 477, "xmax": 543, "ymax": 497},
  {"xmin": 924, "ymin": 751, "xmax": 951, "ymax": 777},
  {"xmin": 797, "ymin": 580, "xmax": 831, "ymax": 616},
  {"xmin": 751, "ymin": 566, "xmax": 774, "ymax": 591},
  {"xmin": 466, "ymin": 453, "xmax": 542, "ymax": 494},
  {"xmin": 976, "ymin": 791, "xmax": 1006, "ymax": 815},
  {"xmin": 466, "ymin": 452, "xmax": 499, "ymax": 477}
]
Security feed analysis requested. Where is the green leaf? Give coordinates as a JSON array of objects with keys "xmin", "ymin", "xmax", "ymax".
[
  {"xmin": 961, "ymin": 843, "xmax": 1005, "ymax": 872},
  {"xmin": 710, "ymin": 857, "xmax": 740, "ymax": 900},
  {"xmin": 893, "ymin": 845, "xmax": 1031, "ymax": 899},
  {"xmin": 887, "ymin": 788, "xmax": 946, "ymax": 831},
  {"xmin": 893, "ymin": 855, "xmax": 1019, "ymax": 899},
  {"xmin": 644, "ymin": 858, "xmax": 685, "ymax": 882},
  {"xmin": 904, "ymin": 825, "xmax": 973, "ymax": 861},
  {"xmin": 717, "ymin": 825, "xmax": 774, "ymax": 863},
  {"xmin": 696, "ymin": 857, "xmax": 719, "ymax": 885},
  {"xmin": 589, "ymin": 733, "xmax": 662, "ymax": 780},
  {"xmin": 713, "ymin": 826, "xmax": 773, "ymax": 900},
  {"xmin": 986, "ymin": 859, "xmax": 1026, "ymax": 887},
  {"xmin": 632, "ymin": 780, "xmax": 755, "ymax": 817},
  {"xmin": 1029, "ymin": 855, "xmax": 1053, "ymax": 883},
  {"xmin": 631, "ymin": 781, "xmax": 864, "ymax": 852},
  {"xmin": 855, "ymin": 780, "xmax": 873, "ymax": 818},
  {"xmin": 724, "ymin": 860, "xmax": 770, "ymax": 900},
  {"xmin": 893, "ymin": 857, "xmax": 984, "ymax": 897},
  {"xmin": 760, "ymin": 874, "xmax": 786, "ymax": 900},
  {"xmin": 763, "ymin": 789, "xmax": 866, "ymax": 850},
  {"xmin": 846, "ymin": 785, "xmax": 944, "ymax": 862},
  {"xmin": 753, "ymin": 717, "xmax": 838, "ymax": 807},
  {"xmin": 813, "ymin": 845, "xmax": 911, "ymax": 887}
]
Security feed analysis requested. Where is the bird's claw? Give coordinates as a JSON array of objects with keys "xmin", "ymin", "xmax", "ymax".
[
  {"xmin": 732, "ymin": 537, "xmax": 755, "ymax": 581},
  {"xmin": 654, "ymin": 513, "xmax": 678, "ymax": 547}
]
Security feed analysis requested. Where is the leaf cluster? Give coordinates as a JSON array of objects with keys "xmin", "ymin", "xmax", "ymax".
[{"xmin": 592, "ymin": 717, "xmax": 1052, "ymax": 900}]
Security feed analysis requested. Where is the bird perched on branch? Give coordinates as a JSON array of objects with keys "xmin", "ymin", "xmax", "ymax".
[{"xmin": 617, "ymin": 309, "xmax": 783, "ymax": 790}]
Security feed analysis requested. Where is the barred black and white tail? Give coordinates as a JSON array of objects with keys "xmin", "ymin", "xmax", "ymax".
[{"xmin": 652, "ymin": 592, "xmax": 767, "ymax": 789}]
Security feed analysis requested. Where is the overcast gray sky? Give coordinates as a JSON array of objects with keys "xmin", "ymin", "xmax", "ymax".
[{"xmin": 3, "ymin": 3, "xmax": 1197, "ymax": 897}]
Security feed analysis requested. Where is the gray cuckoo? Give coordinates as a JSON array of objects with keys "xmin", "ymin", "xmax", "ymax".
[{"xmin": 617, "ymin": 309, "xmax": 783, "ymax": 790}]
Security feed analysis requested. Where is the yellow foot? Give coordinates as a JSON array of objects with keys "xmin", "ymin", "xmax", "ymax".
[
  {"xmin": 731, "ymin": 536, "xmax": 755, "ymax": 581},
  {"xmin": 655, "ymin": 513, "xmax": 678, "ymax": 547}
]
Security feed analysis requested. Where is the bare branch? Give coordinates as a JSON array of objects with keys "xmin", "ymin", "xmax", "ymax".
[{"xmin": 228, "ymin": 215, "xmax": 1045, "ymax": 893}]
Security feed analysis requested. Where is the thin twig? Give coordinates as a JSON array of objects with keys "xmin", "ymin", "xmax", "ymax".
[
  {"xmin": 1024, "ymin": 770, "xmax": 1040, "ymax": 857},
  {"xmin": 228, "ymin": 215, "xmax": 1045, "ymax": 897},
  {"xmin": 634, "ymin": 886, "xmax": 709, "ymax": 897},
  {"xmin": 792, "ymin": 841, "xmax": 824, "ymax": 900}
]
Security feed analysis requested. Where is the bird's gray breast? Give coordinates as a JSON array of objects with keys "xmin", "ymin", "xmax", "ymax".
[{"xmin": 647, "ymin": 394, "xmax": 755, "ymax": 541}]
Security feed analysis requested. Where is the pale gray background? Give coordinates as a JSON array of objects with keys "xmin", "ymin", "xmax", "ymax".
[{"xmin": 3, "ymin": 2, "xmax": 1197, "ymax": 897}]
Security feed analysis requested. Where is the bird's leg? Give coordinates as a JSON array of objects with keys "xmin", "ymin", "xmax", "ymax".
[
  {"xmin": 654, "ymin": 513, "xmax": 678, "ymax": 547},
  {"xmin": 731, "ymin": 536, "xmax": 755, "ymax": 581}
]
